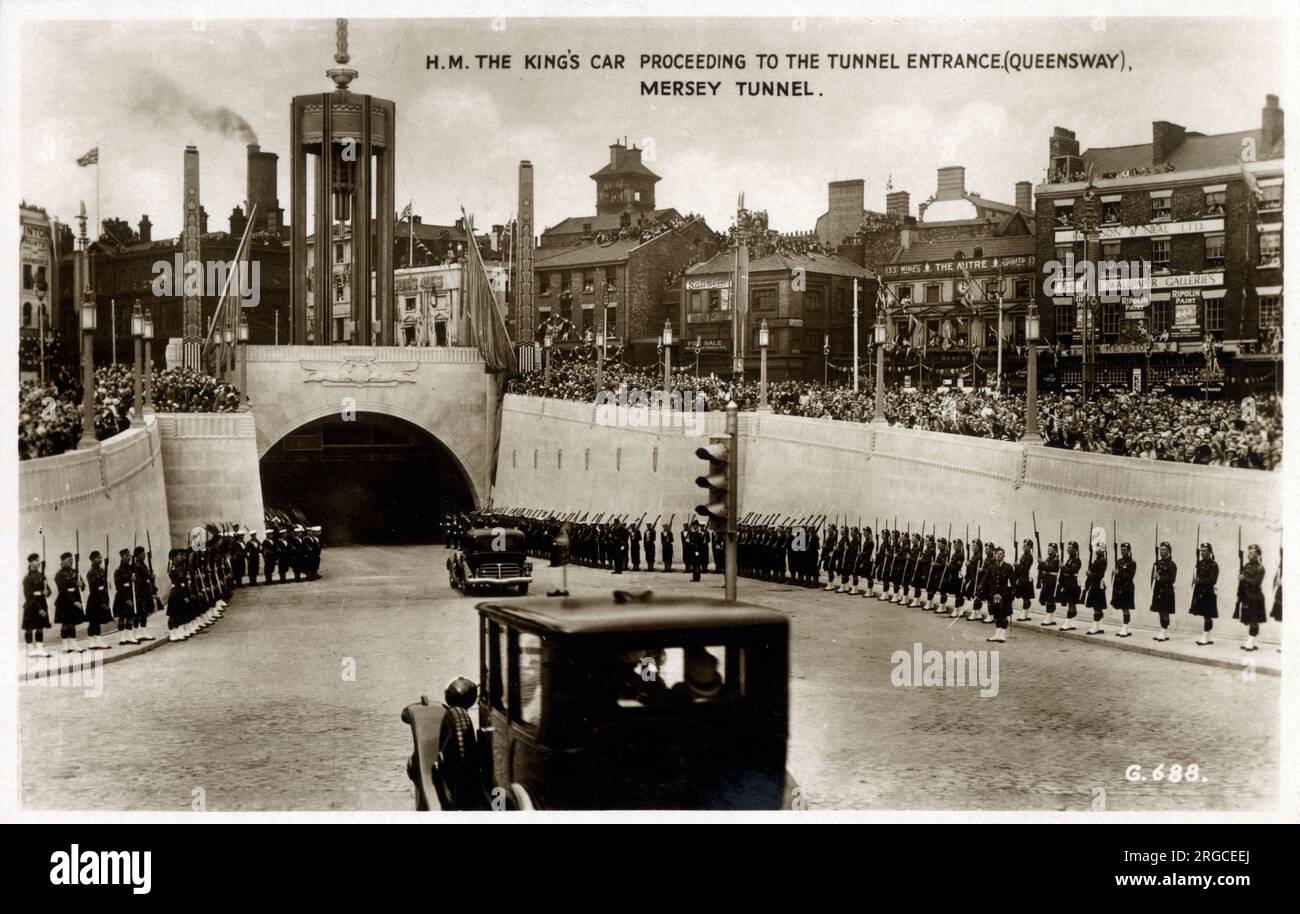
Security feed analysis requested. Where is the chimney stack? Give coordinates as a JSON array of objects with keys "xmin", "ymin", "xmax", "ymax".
[
  {"xmin": 230, "ymin": 205, "xmax": 247, "ymax": 238},
  {"xmin": 886, "ymin": 191, "xmax": 911, "ymax": 220},
  {"xmin": 936, "ymin": 166, "xmax": 966, "ymax": 201},
  {"xmin": 138, "ymin": 214, "xmax": 152, "ymax": 243},
  {"xmin": 1015, "ymin": 181, "xmax": 1033, "ymax": 213},
  {"xmin": 1262, "ymin": 94, "xmax": 1284, "ymax": 154},
  {"xmin": 826, "ymin": 179, "xmax": 865, "ymax": 246},
  {"xmin": 246, "ymin": 143, "xmax": 282, "ymax": 234},
  {"xmin": 1151, "ymin": 121, "xmax": 1186, "ymax": 165}
]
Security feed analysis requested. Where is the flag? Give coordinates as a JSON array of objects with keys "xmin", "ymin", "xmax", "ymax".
[
  {"xmin": 400, "ymin": 201, "xmax": 413, "ymax": 221},
  {"xmin": 76, "ymin": 147, "xmax": 98, "ymax": 167},
  {"xmin": 1239, "ymin": 161, "xmax": 1263, "ymax": 204}
]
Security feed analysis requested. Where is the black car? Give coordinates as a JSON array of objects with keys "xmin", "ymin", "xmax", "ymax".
[{"xmin": 447, "ymin": 527, "xmax": 533, "ymax": 595}]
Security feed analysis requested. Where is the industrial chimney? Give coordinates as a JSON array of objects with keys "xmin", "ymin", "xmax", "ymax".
[{"xmin": 246, "ymin": 143, "xmax": 282, "ymax": 233}]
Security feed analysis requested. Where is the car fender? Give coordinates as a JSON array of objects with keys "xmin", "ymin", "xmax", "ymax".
[{"xmin": 401, "ymin": 698, "xmax": 447, "ymax": 811}]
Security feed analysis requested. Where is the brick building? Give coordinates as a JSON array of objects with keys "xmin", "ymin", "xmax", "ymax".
[
  {"xmin": 1035, "ymin": 94, "xmax": 1284, "ymax": 395},
  {"xmin": 533, "ymin": 217, "xmax": 718, "ymax": 357},
  {"xmin": 682, "ymin": 250, "xmax": 875, "ymax": 382}
]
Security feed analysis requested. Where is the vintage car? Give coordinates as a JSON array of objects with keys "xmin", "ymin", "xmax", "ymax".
[
  {"xmin": 400, "ymin": 589, "xmax": 798, "ymax": 810},
  {"xmin": 447, "ymin": 527, "xmax": 533, "ymax": 595}
]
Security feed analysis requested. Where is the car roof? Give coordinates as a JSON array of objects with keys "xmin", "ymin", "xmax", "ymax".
[{"xmin": 476, "ymin": 590, "xmax": 788, "ymax": 637}]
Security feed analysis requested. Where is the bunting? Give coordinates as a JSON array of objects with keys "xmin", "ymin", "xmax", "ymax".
[{"xmin": 460, "ymin": 207, "xmax": 516, "ymax": 372}]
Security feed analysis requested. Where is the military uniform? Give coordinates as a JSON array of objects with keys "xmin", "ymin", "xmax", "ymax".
[
  {"xmin": 1150, "ymin": 544, "xmax": 1178, "ymax": 641},
  {"xmin": 22, "ymin": 556, "xmax": 52, "ymax": 654},
  {"xmin": 661, "ymin": 525, "xmax": 674, "ymax": 572},
  {"xmin": 629, "ymin": 523, "xmax": 642, "ymax": 571},
  {"xmin": 53, "ymin": 557, "xmax": 86, "ymax": 649},
  {"xmin": 112, "ymin": 552, "xmax": 137, "ymax": 643},
  {"xmin": 985, "ymin": 552, "xmax": 1015, "ymax": 641},
  {"xmin": 84, "ymin": 554, "xmax": 112, "ymax": 649}
]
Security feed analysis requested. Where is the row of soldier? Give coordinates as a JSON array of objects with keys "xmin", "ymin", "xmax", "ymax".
[
  {"xmin": 736, "ymin": 515, "xmax": 1280, "ymax": 649},
  {"xmin": 448, "ymin": 511, "xmax": 726, "ymax": 581},
  {"xmin": 21, "ymin": 519, "xmax": 323, "ymax": 655}
]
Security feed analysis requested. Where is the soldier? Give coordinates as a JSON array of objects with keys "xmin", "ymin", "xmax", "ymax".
[
  {"xmin": 22, "ymin": 552, "xmax": 52, "ymax": 658},
  {"xmin": 611, "ymin": 519, "xmax": 628, "ymax": 575},
  {"xmin": 806, "ymin": 522, "xmax": 821, "ymax": 589},
  {"xmin": 689, "ymin": 521, "xmax": 708, "ymax": 582},
  {"xmin": 857, "ymin": 526, "xmax": 874, "ymax": 596},
  {"xmin": 1057, "ymin": 542, "xmax": 1082, "ymax": 632},
  {"xmin": 132, "ymin": 546, "xmax": 158, "ymax": 642},
  {"xmin": 84, "ymin": 550, "xmax": 112, "ymax": 650},
  {"xmin": 166, "ymin": 550, "xmax": 188, "ymax": 641},
  {"xmin": 936, "ymin": 537, "xmax": 964, "ymax": 616},
  {"xmin": 1038, "ymin": 542, "xmax": 1061, "ymax": 626},
  {"xmin": 262, "ymin": 529, "xmax": 280, "ymax": 584},
  {"xmin": 1150, "ymin": 541, "xmax": 1178, "ymax": 642},
  {"xmin": 306, "ymin": 526, "xmax": 322, "ymax": 580},
  {"xmin": 821, "ymin": 523, "xmax": 839, "ymax": 592},
  {"xmin": 113, "ymin": 548, "xmax": 138, "ymax": 645},
  {"xmin": 1083, "ymin": 540, "xmax": 1109, "ymax": 635},
  {"xmin": 874, "ymin": 529, "xmax": 893, "ymax": 600},
  {"xmin": 986, "ymin": 546, "xmax": 1016, "ymax": 643},
  {"xmin": 909, "ymin": 534, "xmax": 932, "ymax": 608},
  {"xmin": 661, "ymin": 521, "xmax": 675, "ymax": 572},
  {"xmin": 245, "ymin": 529, "xmax": 262, "ymax": 585},
  {"xmin": 1112, "ymin": 543, "xmax": 1138, "ymax": 638},
  {"xmin": 629, "ymin": 520, "xmax": 642, "ymax": 571},
  {"xmin": 290, "ymin": 525, "xmax": 306, "ymax": 581},
  {"xmin": 231, "ymin": 529, "xmax": 247, "ymax": 587},
  {"xmin": 643, "ymin": 520, "xmax": 657, "ymax": 572},
  {"xmin": 1014, "ymin": 539, "xmax": 1035, "ymax": 622},
  {"xmin": 278, "ymin": 529, "xmax": 295, "ymax": 583},
  {"xmin": 837, "ymin": 527, "xmax": 860, "ymax": 594},
  {"xmin": 958, "ymin": 537, "xmax": 982, "ymax": 620},
  {"xmin": 923, "ymin": 537, "xmax": 948, "ymax": 611},
  {"xmin": 1189, "ymin": 543, "xmax": 1219, "ymax": 646},
  {"xmin": 53, "ymin": 551, "xmax": 86, "ymax": 653},
  {"xmin": 713, "ymin": 525, "xmax": 726, "ymax": 576},
  {"xmin": 975, "ymin": 541, "xmax": 997, "ymax": 623},
  {"xmin": 1233, "ymin": 543, "xmax": 1266, "ymax": 652}
]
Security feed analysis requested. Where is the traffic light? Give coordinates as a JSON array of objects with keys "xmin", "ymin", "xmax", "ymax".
[{"xmin": 695, "ymin": 435, "xmax": 731, "ymax": 530}]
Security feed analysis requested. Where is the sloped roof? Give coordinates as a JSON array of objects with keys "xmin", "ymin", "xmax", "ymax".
[
  {"xmin": 687, "ymin": 249, "xmax": 873, "ymax": 279},
  {"xmin": 1082, "ymin": 129, "xmax": 1283, "ymax": 173},
  {"xmin": 590, "ymin": 159, "xmax": 662, "ymax": 181},
  {"xmin": 534, "ymin": 238, "xmax": 644, "ymax": 268},
  {"xmin": 891, "ymin": 234, "xmax": 1036, "ymax": 265},
  {"xmin": 543, "ymin": 208, "xmax": 681, "ymax": 237}
]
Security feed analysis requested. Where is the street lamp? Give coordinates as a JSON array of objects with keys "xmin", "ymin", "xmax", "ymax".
[
  {"xmin": 662, "ymin": 319, "xmax": 673, "ymax": 393},
  {"xmin": 223, "ymin": 326, "xmax": 235, "ymax": 384},
  {"xmin": 35, "ymin": 286, "xmax": 47, "ymax": 384},
  {"xmin": 141, "ymin": 310, "xmax": 155, "ymax": 415},
  {"xmin": 871, "ymin": 310, "xmax": 888, "ymax": 424},
  {"xmin": 77, "ymin": 288, "xmax": 98, "ymax": 449},
  {"xmin": 130, "ymin": 300, "xmax": 144, "ymax": 427},
  {"xmin": 595, "ymin": 327, "xmax": 605, "ymax": 394},
  {"xmin": 238, "ymin": 314, "xmax": 250, "ymax": 409},
  {"xmin": 543, "ymin": 332, "xmax": 553, "ymax": 385},
  {"xmin": 1021, "ymin": 300, "xmax": 1043, "ymax": 444},
  {"xmin": 758, "ymin": 318, "xmax": 770, "ymax": 410}
]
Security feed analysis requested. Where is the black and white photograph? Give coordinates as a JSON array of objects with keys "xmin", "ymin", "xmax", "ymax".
[{"xmin": 1, "ymin": 0, "xmax": 1295, "ymax": 858}]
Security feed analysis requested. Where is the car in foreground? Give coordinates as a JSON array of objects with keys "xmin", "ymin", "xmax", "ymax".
[{"xmin": 401, "ymin": 588, "xmax": 798, "ymax": 810}]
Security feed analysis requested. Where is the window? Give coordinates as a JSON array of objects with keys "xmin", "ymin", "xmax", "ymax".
[
  {"xmin": 1203, "ymin": 296, "xmax": 1224, "ymax": 332},
  {"xmin": 1259, "ymin": 294, "xmax": 1281, "ymax": 329},
  {"xmin": 790, "ymin": 332, "xmax": 801, "ymax": 354},
  {"xmin": 1015, "ymin": 278, "xmax": 1032, "ymax": 301},
  {"xmin": 805, "ymin": 330, "xmax": 820, "ymax": 352},
  {"xmin": 605, "ymin": 304, "xmax": 616, "ymax": 335},
  {"xmin": 689, "ymin": 290, "xmax": 705, "ymax": 313},
  {"xmin": 805, "ymin": 287, "xmax": 822, "ymax": 310},
  {"xmin": 404, "ymin": 296, "xmax": 416, "ymax": 313},
  {"xmin": 1259, "ymin": 232, "xmax": 1281, "ymax": 268},
  {"xmin": 1056, "ymin": 303, "xmax": 1076, "ymax": 335},
  {"xmin": 1151, "ymin": 238, "xmax": 1170, "ymax": 271},
  {"xmin": 1102, "ymin": 300, "xmax": 1121, "ymax": 336},
  {"xmin": 581, "ymin": 308, "xmax": 594, "ymax": 334},
  {"xmin": 984, "ymin": 280, "xmax": 1001, "ymax": 302},
  {"xmin": 1204, "ymin": 190, "xmax": 1226, "ymax": 215},
  {"xmin": 896, "ymin": 285, "xmax": 912, "ymax": 305},
  {"xmin": 1151, "ymin": 196, "xmax": 1172, "ymax": 222},
  {"xmin": 1101, "ymin": 241, "xmax": 1122, "ymax": 265},
  {"xmin": 582, "ymin": 270, "xmax": 594, "ymax": 294},
  {"xmin": 708, "ymin": 290, "xmax": 722, "ymax": 311},
  {"xmin": 835, "ymin": 287, "xmax": 847, "ymax": 313},
  {"xmin": 752, "ymin": 288, "xmax": 776, "ymax": 311},
  {"xmin": 1055, "ymin": 204, "xmax": 1074, "ymax": 227},
  {"xmin": 1260, "ymin": 183, "xmax": 1283, "ymax": 212},
  {"xmin": 335, "ymin": 242, "xmax": 344, "ymax": 263},
  {"xmin": 924, "ymin": 283, "xmax": 941, "ymax": 304},
  {"xmin": 605, "ymin": 271, "xmax": 618, "ymax": 292},
  {"xmin": 22, "ymin": 301, "xmax": 32, "ymax": 326},
  {"xmin": 1101, "ymin": 200, "xmax": 1122, "ymax": 224},
  {"xmin": 1055, "ymin": 245, "xmax": 1073, "ymax": 269},
  {"xmin": 1151, "ymin": 298, "xmax": 1172, "ymax": 334},
  {"xmin": 510, "ymin": 629, "xmax": 543, "ymax": 727},
  {"xmin": 1204, "ymin": 234, "xmax": 1225, "ymax": 269},
  {"xmin": 22, "ymin": 264, "xmax": 32, "ymax": 290}
]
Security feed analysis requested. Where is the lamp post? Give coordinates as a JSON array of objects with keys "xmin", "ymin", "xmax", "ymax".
[
  {"xmin": 662, "ymin": 319, "xmax": 673, "ymax": 393},
  {"xmin": 142, "ymin": 310, "xmax": 154, "ymax": 415},
  {"xmin": 77, "ymin": 287, "xmax": 98, "ymax": 449},
  {"xmin": 872, "ymin": 310, "xmax": 888, "ymax": 424},
  {"xmin": 1021, "ymin": 300, "xmax": 1043, "ymax": 444},
  {"xmin": 595, "ymin": 327, "xmax": 605, "ymax": 394},
  {"xmin": 758, "ymin": 318, "xmax": 770, "ymax": 410},
  {"xmin": 36, "ymin": 286, "xmax": 47, "ymax": 384},
  {"xmin": 238, "ymin": 314, "xmax": 250, "ymax": 409},
  {"xmin": 223, "ymin": 326, "xmax": 235, "ymax": 385},
  {"xmin": 543, "ymin": 332, "xmax": 553, "ymax": 385},
  {"xmin": 130, "ymin": 300, "xmax": 144, "ymax": 427}
]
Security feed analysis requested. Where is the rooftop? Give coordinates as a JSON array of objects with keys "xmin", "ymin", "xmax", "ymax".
[
  {"xmin": 687, "ymin": 249, "xmax": 874, "ymax": 279},
  {"xmin": 476, "ymin": 591, "xmax": 788, "ymax": 637}
]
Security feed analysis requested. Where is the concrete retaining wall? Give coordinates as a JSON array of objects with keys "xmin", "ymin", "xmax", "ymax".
[
  {"xmin": 494, "ymin": 394, "xmax": 1282, "ymax": 639},
  {"xmin": 156, "ymin": 411, "xmax": 265, "ymax": 547},
  {"xmin": 19, "ymin": 421, "xmax": 172, "ymax": 594}
]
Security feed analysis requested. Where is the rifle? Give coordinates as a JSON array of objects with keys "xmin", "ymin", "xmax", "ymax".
[
  {"xmin": 1111, "ymin": 521, "xmax": 1118, "ymax": 588},
  {"xmin": 1194, "ymin": 523, "xmax": 1200, "ymax": 580},
  {"xmin": 40, "ymin": 527, "xmax": 46, "ymax": 575},
  {"xmin": 75, "ymin": 529, "xmax": 83, "ymax": 590},
  {"xmin": 1013, "ymin": 520, "xmax": 1017, "ymax": 556},
  {"xmin": 1032, "ymin": 512, "xmax": 1042, "ymax": 559},
  {"xmin": 1151, "ymin": 523, "xmax": 1159, "ymax": 587}
]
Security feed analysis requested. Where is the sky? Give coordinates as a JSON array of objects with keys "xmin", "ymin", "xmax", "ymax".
[{"xmin": 19, "ymin": 14, "xmax": 1286, "ymax": 242}]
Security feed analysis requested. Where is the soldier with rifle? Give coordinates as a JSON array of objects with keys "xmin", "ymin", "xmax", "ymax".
[
  {"xmin": 85, "ymin": 545, "xmax": 112, "ymax": 651},
  {"xmin": 857, "ymin": 525, "xmax": 874, "ymax": 596},
  {"xmin": 53, "ymin": 537, "xmax": 86, "ymax": 653},
  {"xmin": 922, "ymin": 535, "xmax": 947, "ymax": 611},
  {"xmin": 1150, "ymin": 538, "xmax": 1178, "ymax": 642},
  {"xmin": 975, "ymin": 540, "xmax": 997, "ymax": 623},
  {"xmin": 957, "ymin": 534, "xmax": 982, "ymax": 619},
  {"xmin": 1111, "ymin": 538, "xmax": 1138, "ymax": 638},
  {"xmin": 113, "ymin": 548, "xmax": 137, "ymax": 645},
  {"xmin": 1083, "ymin": 527, "xmax": 1109, "ymax": 635},
  {"xmin": 660, "ymin": 516, "xmax": 675, "ymax": 572},
  {"xmin": 1233, "ymin": 539, "xmax": 1267, "ymax": 652},
  {"xmin": 644, "ymin": 516, "xmax": 658, "ymax": 571},
  {"xmin": 245, "ymin": 528, "xmax": 262, "ymax": 585},
  {"xmin": 821, "ymin": 521, "xmax": 839, "ymax": 591},
  {"xmin": 1189, "ymin": 535, "xmax": 1219, "ymax": 646},
  {"xmin": 22, "ymin": 544, "xmax": 52, "ymax": 657},
  {"xmin": 132, "ymin": 545, "xmax": 158, "ymax": 642},
  {"xmin": 629, "ymin": 516, "xmax": 643, "ymax": 571},
  {"xmin": 986, "ymin": 546, "xmax": 1016, "ymax": 643},
  {"xmin": 909, "ymin": 531, "xmax": 932, "ymax": 608},
  {"xmin": 936, "ymin": 536, "xmax": 965, "ymax": 616},
  {"xmin": 836, "ymin": 525, "xmax": 861, "ymax": 594},
  {"xmin": 1058, "ymin": 541, "xmax": 1083, "ymax": 631}
]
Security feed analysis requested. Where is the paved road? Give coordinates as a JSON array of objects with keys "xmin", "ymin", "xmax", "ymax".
[{"xmin": 20, "ymin": 545, "xmax": 1280, "ymax": 811}]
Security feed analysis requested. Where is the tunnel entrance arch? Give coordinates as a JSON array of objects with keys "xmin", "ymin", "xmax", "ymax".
[{"xmin": 259, "ymin": 411, "xmax": 474, "ymax": 545}]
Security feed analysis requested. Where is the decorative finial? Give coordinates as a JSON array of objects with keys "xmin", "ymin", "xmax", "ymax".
[{"xmin": 327, "ymin": 17, "xmax": 358, "ymax": 89}]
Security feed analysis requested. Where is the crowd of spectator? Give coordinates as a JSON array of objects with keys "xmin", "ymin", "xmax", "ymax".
[
  {"xmin": 18, "ymin": 364, "xmax": 243, "ymax": 460},
  {"xmin": 1047, "ymin": 163, "xmax": 1176, "ymax": 184},
  {"xmin": 505, "ymin": 357, "xmax": 1282, "ymax": 471}
]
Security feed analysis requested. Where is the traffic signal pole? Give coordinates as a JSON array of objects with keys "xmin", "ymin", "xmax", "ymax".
[{"xmin": 725, "ymin": 401, "xmax": 738, "ymax": 604}]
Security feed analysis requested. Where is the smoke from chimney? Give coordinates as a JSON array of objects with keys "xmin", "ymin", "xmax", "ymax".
[{"xmin": 130, "ymin": 70, "xmax": 258, "ymax": 145}]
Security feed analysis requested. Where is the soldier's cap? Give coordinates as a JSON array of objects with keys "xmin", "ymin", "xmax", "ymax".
[
  {"xmin": 27, "ymin": 552, "xmax": 39, "ymax": 563},
  {"xmin": 60, "ymin": 551, "xmax": 73, "ymax": 560},
  {"xmin": 1200, "ymin": 542, "xmax": 1213, "ymax": 550},
  {"xmin": 134, "ymin": 546, "xmax": 146, "ymax": 555},
  {"xmin": 1159, "ymin": 541, "xmax": 1171, "ymax": 550},
  {"xmin": 1048, "ymin": 542, "xmax": 1059, "ymax": 550},
  {"xmin": 1068, "ymin": 541, "xmax": 1079, "ymax": 549},
  {"xmin": 971, "ymin": 539, "xmax": 982, "ymax": 546},
  {"xmin": 1024, "ymin": 539, "xmax": 1034, "ymax": 548},
  {"xmin": 89, "ymin": 550, "xmax": 101, "ymax": 561},
  {"xmin": 1120, "ymin": 542, "xmax": 1131, "ymax": 550},
  {"xmin": 119, "ymin": 548, "xmax": 130, "ymax": 557}
]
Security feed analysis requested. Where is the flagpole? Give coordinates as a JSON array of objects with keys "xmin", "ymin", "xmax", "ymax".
[
  {"xmin": 408, "ymin": 202, "xmax": 414, "ymax": 268},
  {"xmin": 95, "ymin": 144, "xmax": 100, "ymax": 244}
]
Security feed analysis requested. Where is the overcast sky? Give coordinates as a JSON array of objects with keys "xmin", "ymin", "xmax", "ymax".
[{"xmin": 20, "ymin": 15, "xmax": 1284, "ymax": 241}]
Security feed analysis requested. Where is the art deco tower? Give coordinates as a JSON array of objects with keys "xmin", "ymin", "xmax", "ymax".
[{"xmin": 289, "ymin": 18, "xmax": 396, "ymax": 345}]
